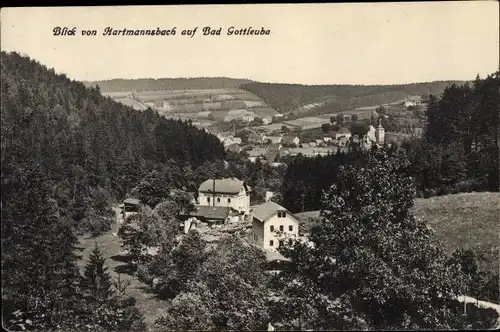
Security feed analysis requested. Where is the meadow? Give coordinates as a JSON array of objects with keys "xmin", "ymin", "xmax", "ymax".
[{"xmin": 295, "ymin": 192, "xmax": 499, "ymax": 275}]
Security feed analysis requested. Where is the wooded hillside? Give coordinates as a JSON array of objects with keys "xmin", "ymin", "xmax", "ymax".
[
  {"xmin": 85, "ymin": 77, "xmax": 254, "ymax": 92},
  {"xmin": 240, "ymin": 80, "xmax": 467, "ymax": 113}
]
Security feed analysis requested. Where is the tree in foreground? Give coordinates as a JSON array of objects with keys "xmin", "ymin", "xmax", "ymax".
[
  {"xmin": 156, "ymin": 235, "xmax": 270, "ymax": 331},
  {"xmin": 271, "ymin": 148, "xmax": 465, "ymax": 330},
  {"xmin": 79, "ymin": 244, "xmax": 147, "ymax": 331}
]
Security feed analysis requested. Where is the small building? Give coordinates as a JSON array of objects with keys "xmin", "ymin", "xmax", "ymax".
[
  {"xmin": 404, "ymin": 95, "xmax": 422, "ymax": 108},
  {"xmin": 248, "ymin": 133, "xmax": 264, "ymax": 145},
  {"xmin": 412, "ymin": 127, "xmax": 424, "ymax": 138},
  {"xmin": 262, "ymin": 135, "xmax": 283, "ymax": 145},
  {"xmin": 123, "ymin": 198, "xmax": 141, "ymax": 218},
  {"xmin": 323, "ymin": 137, "xmax": 333, "ymax": 143},
  {"xmin": 180, "ymin": 205, "xmax": 244, "ymax": 226},
  {"xmin": 262, "ymin": 116, "xmax": 273, "ymax": 125},
  {"xmin": 248, "ymin": 147, "xmax": 267, "ymax": 163},
  {"xmin": 198, "ymin": 178, "xmax": 251, "ymax": 215},
  {"xmin": 282, "ymin": 136, "xmax": 300, "ymax": 147},
  {"xmin": 250, "ymin": 201, "xmax": 300, "ymax": 252}
]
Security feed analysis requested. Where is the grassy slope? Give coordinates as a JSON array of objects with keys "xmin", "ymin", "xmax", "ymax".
[
  {"xmin": 295, "ymin": 192, "xmax": 499, "ymax": 273},
  {"xmin": 414, "ymin": 192, "xmax": 499, "ymax": 274},
  {"xmin": 76, "ymin": 207, "xmax": 166, "ymax": 332}
]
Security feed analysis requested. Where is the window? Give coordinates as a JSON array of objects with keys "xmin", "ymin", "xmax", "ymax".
[
  {"xmin": 279, "ymin": 240, "xmax": 284, "ymax": 247},
  {"xmin": 289, "ymin": 225, "xmax": 293, "ymax": 232},
  {"xmin": 279, "ymin": 225, "xmax": 284, "ymax": 231},
  {"xmin": 278, "ymin": 211, "xmax": 287, "ymax": 218},
  {"xmin": 227, "ymin": 198, "xmax": 231, "ymax": 203},
  {"xmin": 217, "ymin": 197, "xmax": 220, "ymax": 203},
  {"xmin": 269, "ymin": 240, "xmax": 274, "ymax": 247},
  {"xmin": 288, "ymin": 239, "xmax": 293, "ymax": 245},
  {"xmin": 270, "ymin": 225, "xmax": 274, "ymax": 232},
  {"xmin": 207, "ymin": 197, "xmax": 210, "ymax": 203}
]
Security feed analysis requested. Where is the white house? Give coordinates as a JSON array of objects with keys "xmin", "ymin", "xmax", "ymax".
[
  {"xmin": 250, "ymin": 201, "xmax": 300, "ymax": 252},
  {"xmin": 262, "ymin": 116, "xmax": 273, "ymax": 125},
  {"xmin": 198, "ymin": 178, "xmax": 251, "ymax": 215},
  {"xmin": 404, "ymin": 95, "xmax": 422, "ymax": 108},
  {"xmin": 366, "ymin": 125, "xmax": 377, "ymax": 142},
  {"xmin": 262, "ymin": 135, "xmax": 283, "ymax": 145}
]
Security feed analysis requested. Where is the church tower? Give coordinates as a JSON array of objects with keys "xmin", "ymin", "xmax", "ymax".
[{"xmin": 375, "ymin": 118, "xmax": 385, "ymax": 145}]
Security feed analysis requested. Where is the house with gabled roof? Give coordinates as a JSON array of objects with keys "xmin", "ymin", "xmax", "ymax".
[
  {"xmin": 281, "ymin": 136, "xmax": 300, "ymax": 147},
  {"xmin": 198, "ymin": 178, "xmax": 251, "ymax": 215},
  {"xmin": 250, "ymin": 201, "xmax": 299, "ymax": 252}
]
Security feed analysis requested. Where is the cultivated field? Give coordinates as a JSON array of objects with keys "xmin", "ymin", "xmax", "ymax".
[{"xmin": 107, "ymin": 88, "xmax": 279, "ymax": 126}]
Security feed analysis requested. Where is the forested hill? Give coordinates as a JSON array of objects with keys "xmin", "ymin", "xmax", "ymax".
[
  {"xmin": 84, "ymin": 77, "xmax": 254, "ymax": 92},
  {"xmin": 1, "ymin": 51, "xmax": 226, "ymax": 219},
  {"xmin": 240, "ymin": 80, "xmax": 468, "ymax": 113}
]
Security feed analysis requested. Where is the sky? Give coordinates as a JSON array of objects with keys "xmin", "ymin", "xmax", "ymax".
[{"xmin": 1, "ymin": 3, "xmax": 499, "ymax": 85}]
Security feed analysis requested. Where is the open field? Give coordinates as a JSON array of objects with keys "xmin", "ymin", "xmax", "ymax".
[
  {"xmin": 106, "ymin": 87, "xmax": 278, "ymax": 120},
  {"xmin": 75, "ymin": 207, "xmax": 166, "ymax": 331},
  {"xmin": 414, "ymin": 192, "xmax": 499, "ymax": 274},
  {"xmin": 295, "ymin": 192, "xmax": 500, "ymax": 274}
]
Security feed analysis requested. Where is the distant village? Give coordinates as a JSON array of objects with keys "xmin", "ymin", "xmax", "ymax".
[{"xmin": 217, "ymin": 119, "xmax": 388, "ymax": 163}]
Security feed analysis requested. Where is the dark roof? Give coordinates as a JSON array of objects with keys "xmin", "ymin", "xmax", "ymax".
[
  {"xmin": 198, "ymin": 178, "xmax": 245, "ymax": 194},
  {"xmin": 188, "ymin": 205, "xmax": 240, "ymax": 220},
  {"xmin": 124, "ymin": 198, "xmax": 141, "ymax": 205},
  {"xmin": 282, "ymin": 136, "xmax": 298, "ymax": 143},
  {"xmin": 264, "ymin": 144, "xmax": 281, "ymax": 162},
  {"xmin": 252, "ymin": 201, "xmax": 289, "ymax": 222}
]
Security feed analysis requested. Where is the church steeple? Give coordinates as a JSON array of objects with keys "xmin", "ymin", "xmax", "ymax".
[{"xmin": 375, "ymin": 117, "xmax": 385, "ymax": 145}]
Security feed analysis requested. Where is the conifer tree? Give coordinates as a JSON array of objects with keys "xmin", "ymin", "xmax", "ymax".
[{"xmin": 82, "ymin": 243, "xmax": 113, "ymax": 300}]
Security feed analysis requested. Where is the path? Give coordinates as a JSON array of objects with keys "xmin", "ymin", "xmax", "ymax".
[
  {"xmin": 76, "ymin": 206, "xmax": 166, "ymax": 331},
  {"xmin": 457, "ymin": 295, "xmax": 500, "ymax": 329}
]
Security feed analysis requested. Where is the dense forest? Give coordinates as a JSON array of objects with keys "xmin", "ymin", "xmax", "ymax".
[
  {"xmin": 1, "ymin": 51, "xmax": 227, "ymax": 330},
  {"xmin": 84, "ymin": 77, "xmax": 253, "ymax": 92},
  {"xmin": 240, "ymin": 80, "xmax": 467, "ymax": 113}
]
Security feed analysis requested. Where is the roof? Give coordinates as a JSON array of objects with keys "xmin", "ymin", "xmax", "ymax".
[
  {"xmin": 263, "ymin": 135, "xmax": 282, "ymax": 141},
  {"xmin": 248, "ymin": 148, "xmax": 267, "ymax": 158},
  {"xmin": 252, "ymin": 201, "xmax": 289, "ymax": 222},
  {"xmin": 189, "ymin": 205, "xmax": 235, "ymax": 220},
  {"xmin": 282, "ymin": 136, "xmax": 298, "ymax": 143},
  {"xmin": 198, "ymin": 178, "xmax": 245, "ymax": 194},
  {"xmin": 248, "ymin": 133, "xmax": 263, "ymax": 141},
  {"xmin": 124, "ymin": 198, "xmax": 141, "ymax": 205},
  {"xmin": 264, "ymin": 144, "xmax": 281, "ymax": 162}
]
